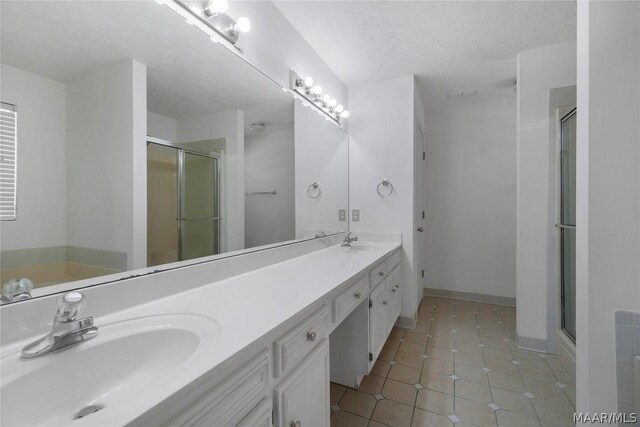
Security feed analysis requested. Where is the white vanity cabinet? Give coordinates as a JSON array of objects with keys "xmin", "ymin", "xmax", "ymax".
[{"xmin": 274, "ymin": 340, "xmax": 330, "ymax": 427}]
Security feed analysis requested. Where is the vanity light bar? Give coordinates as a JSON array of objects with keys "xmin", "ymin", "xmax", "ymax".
[{"xmin": 289, "ymin": 70, "xmax": 349, "ymax": 126}]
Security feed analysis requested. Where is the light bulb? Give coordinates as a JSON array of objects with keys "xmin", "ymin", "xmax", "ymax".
[
  {"xmin": 311, "ymin": 85, "xmax": 322, "ymax": 95},
  {"xmin": 235, "ymin": 17, "xmax": 251, "ymax": 33},
  {"xmin": 329, "ymin": 99, "xmax": 337, "ymax": 108},
  {"xmin": 340, "ymin": 110, "xmax": 350, "ymax": 118},
  {"xmin": 204, "ymin": 0, "xmax": 228, "ymax": 15},
  {"xmin": 334, "ymin": 104, "xmax": 344, "ymax": 113},
  {"xmin": 154, "ymin": 0, "xmax": 164, "ymax": 4},
  {"xmin": 322, "ymin": 94, "xmax": 331, "ymax": 103},
  {"xmin": 303, "ymin": 76, "xmax": 313, "ymax": 88}
]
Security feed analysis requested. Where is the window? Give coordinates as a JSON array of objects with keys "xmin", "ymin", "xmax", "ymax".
[{"xmin": 0, "ymin": 102, "xmax": 17, "ymax": 221}]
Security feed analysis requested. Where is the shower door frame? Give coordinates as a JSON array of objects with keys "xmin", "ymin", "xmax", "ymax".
[{"xmin": 147, "ymin": 137, "xmax": 221, "ymax": 261}]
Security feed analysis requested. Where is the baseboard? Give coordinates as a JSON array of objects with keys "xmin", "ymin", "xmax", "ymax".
[
  {"xmin": 516, "ymin": 334, "xmax": 548, "ymax": 353},
  {"xmin": 555, "ymin": 330, "xmax": 576, "ymax": 359},
  {"xmin": 397, "ymin": 314, "xmax": 417, "ymax": 329},
  {"xmin": 423, "ymin": 287, "xmax": 516, "ymax": 307}
]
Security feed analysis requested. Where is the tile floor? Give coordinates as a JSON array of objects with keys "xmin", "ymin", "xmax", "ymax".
[{"xmin": 330, "ymin": 296, "xmax": 576, "ymax": 427}]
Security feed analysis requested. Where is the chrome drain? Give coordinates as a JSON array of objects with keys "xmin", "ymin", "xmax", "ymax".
[{"xmin": 74, "ymin": 404, "xmax": 104, "ymax": 419}]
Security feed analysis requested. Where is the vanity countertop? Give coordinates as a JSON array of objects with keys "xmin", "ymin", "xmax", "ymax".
[{"xmin": 0, "ymin": 239, "xmax": 401, "ymax": 426}]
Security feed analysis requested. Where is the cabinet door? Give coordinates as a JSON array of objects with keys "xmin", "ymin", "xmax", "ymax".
[
  {"xmin": 274, "ymin": 340, "xmax": 330, "ymax": 427},
  {"xmin": 369, "ymin": 282, "xmax": 387, "ymax": 364}
]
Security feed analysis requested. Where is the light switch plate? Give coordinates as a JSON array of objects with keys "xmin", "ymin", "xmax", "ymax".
[
  {"xmin": 338, "ymin": 209, "xmax": 346, "ymax": 222},
  {"xmin": 352, "ymin": 209, "xmax": 360, "ymax": 222}
]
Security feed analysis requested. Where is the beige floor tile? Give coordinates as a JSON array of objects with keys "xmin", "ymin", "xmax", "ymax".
[
  {"xmin": 404, "ymin": 331, "xmax": 429, "ymax": 345},
  {"xmin": 557, "ymin": 356, "xmax": 576, "ymax": 379},
  {"xmin": 454, "ymin": 397, "xmax": 498, "ymax": 427},
  {"xmin": 395, "ymin": 350, "xmax": 425, "ymax": 369},
  {"xmin": 339, "ymin": 389, "xmax": 377, "ymax": 418},
  {"xmin": 412, "ymin": 408, "xmax": 453, "ymax": 427},
  {"xmin": 399, "ymin": 340, "xmax": 427, "ymax": 355},
  {"xmin": 388, "ymin": 364, "xmax": 421, "ymax": 384},
  {"xmin": 483, "ymin": 347, "xmax": 514, "ymax": 364},
  {"xmin": 455, "ymin": 331, "xmax": 481, "ymax": 345},
  {"xmin": 381, "ymin": 378, "xmax": 418, "ymax": 406},
  {"xmin": 359, "ymin": 375, "xmax": 386, "ymax": 394},
  {"xmin": 490, "ymin": 387, "xmax": 536, "ymax": 416},
  {"xmin": 367, "ymin": 421, "xmax": 389, "ymax": 427},
  {"xmin": 428, "ymin": 345, "xmax": 455, "ymax": 362},
  {"xmin": 331, "ymin": 410, "xmax": 370, "ymax": 427},
  {"xmin": 371, "ymin": 399, "xmax": 414, "ymax": 427},
  {"xmin": 384, "ymin": 338, "xmax": 401, "ymax": 351},
  {"xmin": 423, "ymin": 356, "xmax": 454, "ymax": 375},
  {"xmin": 371, "ymin": 360, "xmax": 391, "ymax": 378},
  {"xmin": 379, "ymin": 347, "xmax": 397, "ymax": 361},
  {"xmin": 415, "ymin": 388, "xmax": 454, "ymax": 415},
  {"xmin": 495, "ymin": 410, "xmax": 541, "ymax": 427},
  {"xmin": 487, "ymin": 371, "xmax": 526, "ymax": 393},
  {"xmin": 331, "ymin": 382, "xmax": 347, "ymax": 405},
  {"xmin": 421, "ymin": 371, "xmax": 455, "ymax": 395},
  {"xmin": 564, "ymin": 384, "xmax": 576, "ymax": 408},
  {"xmin": 413, "ymin": 324, "xmax": 431, "ymax": 335},
  {"xmin": 523, "ymin": 378, "xmax": 572, "ymax": 404},
  {"xmin": 455, "ymin": 350, "xmax": 485, "ymax": 368},
  {"xmin": 532, "ymin": 398, "xmax": 576, "ymax": 426},
  {"xmin": 454, "ymin": 379, "xmax": 492, "ymax": 404},
  {"xmin": 455, "ymin": 363, "xmax": 489, "ymax": 383},
  {"xmin": 485, "ymin": 359, "xmax": 520, "ymax": 376},
  {"xmin": 430, "ymin": 335, "xmax": 456, "ymax": 349},
  {"xmin": 479, "ymin": 336, "xmax": 511, "ymax": 350},
  {"xmin": 390, "ymin": 326, "xmax": 407, "ymax": 340},
  {"xmin": 518, "ymin": 360, "xmax": 557, "ymax": 383}
]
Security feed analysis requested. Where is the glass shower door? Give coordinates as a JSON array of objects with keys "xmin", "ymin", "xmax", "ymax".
[
  {"xmin": 560, "ymin": 108, "xmax": 577, "ymax": 342},
  {"xmin": 180, "ymin": 152, "xmax": 220, "ymax": 261}
]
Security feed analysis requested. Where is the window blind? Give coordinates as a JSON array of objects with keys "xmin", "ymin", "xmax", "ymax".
[{"xmin": 0, "ymin": 102, "xmax": 17, "ymax": 221}]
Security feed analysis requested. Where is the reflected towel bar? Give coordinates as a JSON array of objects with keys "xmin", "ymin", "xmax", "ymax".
[
  {"xmin": 245, "ymin": 190, "xmax": 277, "ymax": 195},
  {"xmin": 554, "ymin": 223, "xmax": 576, "ymax": 229}
]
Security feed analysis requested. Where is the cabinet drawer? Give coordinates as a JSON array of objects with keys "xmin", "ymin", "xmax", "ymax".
[
  {"xmin": 369, "ymin": 260, "xmax": 387, "ymax": 289},
  {"xmin": 160, "ymin": 349, "xmax": 271, "ymax": 427},
  {"xmin": 332, "ymin": 275, "xmax": 369, "ymax": 323},
  {"xmin": 238, "ymin": 397, "xmax": 273, "ymax": 427},
  {"xmin": 274, "ymin": 306, "xmax": 329, "ymax": 378}
]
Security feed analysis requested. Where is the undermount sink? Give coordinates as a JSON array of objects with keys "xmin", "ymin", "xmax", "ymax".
[
  {"xmin": 1, "ymin": 314, "xmax": 220, "ymax": 426},
  {"xmin": 343, "ymin": 242, "xmax": 389, "ymax": 253}
]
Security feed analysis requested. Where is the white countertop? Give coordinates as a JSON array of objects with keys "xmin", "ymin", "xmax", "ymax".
[{"xmin": 1, "ymin": 239, "xmax": 400, "ymax": 426}]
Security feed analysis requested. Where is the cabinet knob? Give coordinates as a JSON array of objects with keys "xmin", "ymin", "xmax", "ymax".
[
  {"xmin": 306, "ymin": 331, "xmax": 317, "ymax": 342},
  {"xmin": 290, "ymin": 421, "xmax": 301, "ymax": 427},
  {"xmin": 354, "ymin": 292, "xmax": 362, "ymax": 299},
  {"xmin": 391, "ymin": 289, "xmax": 396, "ymax": 293},
  {"xmin": 378, "ymin": 272, "xmax": 384, "ymax": 277},
  {"xmin": 383, "ymin": 301, "xmax": 388, "ymax": 305},
  {"xmin": 395, "ymin": 284, "xmax": 400, "ymax": 289}
]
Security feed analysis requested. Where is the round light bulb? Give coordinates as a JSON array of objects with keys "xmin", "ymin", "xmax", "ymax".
[
  {"xmin": 235, "ymin": 17, "xmax": 251, "ymax": 33},
  {"xmin": 334, "ymin": 104, "xmax": 344, "ymax": 113},
  {"xmin": 322, "ymin": 94, "xmax": 331, "ymax": 103},
  {"xmin": 303, "ymin": 76, "xmax": 313, "ymax": 88},
  {"xmin": 311, "ymin": 85, "xmax": 322, "ymax": 95},
  {"xmin": 340, "ymin": 110, "xmax": 350, "ymax": 119},
  {"xmin": 204, "ymin": 0, "xmax": 228, "ymax": 15},
  {"xmin": 329, "ymin": 99, "xmax": 337, "ymax": 107}
]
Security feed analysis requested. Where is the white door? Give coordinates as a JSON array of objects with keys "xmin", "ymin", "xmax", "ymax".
[
  {"xmin": 274, "ymin": 340, "xmax": 330, "ymax": 427},
  {"xmin": 415, "ymin": 124, "xmax": 426, "ymax": 291}
]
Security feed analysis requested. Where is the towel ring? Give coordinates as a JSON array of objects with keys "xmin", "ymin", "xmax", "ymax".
[
  {"xmin": 307, "ymin": 182, "xmax": 321, "ymax": 199},
  {"xmin": 377, "ymin": 179, "xmax": 394, "ymax": 198}
]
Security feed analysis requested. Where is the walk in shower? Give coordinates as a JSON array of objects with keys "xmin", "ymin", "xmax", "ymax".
[{"xmin": 147, "ymin": 138, "xmax": 221, "ymax": 267}]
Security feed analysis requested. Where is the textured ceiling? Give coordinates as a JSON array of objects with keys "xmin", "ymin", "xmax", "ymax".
[
  {"xmin": 273, "ymin": 1, "xmax": 577, "ymax": 109},
  {"xmin": 0, "ymin": 1, "xmax": 292, "ymax": 128}
]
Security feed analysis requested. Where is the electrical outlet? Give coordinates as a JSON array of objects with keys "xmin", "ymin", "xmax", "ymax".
[
  {"xmin": 352, "ymin": 209, "xmax": 360, "ymax": 222},
  {"xmin": 338, "ymin": 209, "xmax": 346, "ymax": 222}
]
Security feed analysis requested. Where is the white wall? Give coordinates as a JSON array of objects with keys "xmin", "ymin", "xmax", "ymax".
[
  {"xmin": 349, "ymin": 75, "xmax": 421, "ymax": 323},
  {"xmin": 177, "ymin": 109, "xmax": 245, "ymax": 252},
  {"xmin": 147, "ymin": 111, "xmax": 177, "ymax": 142},
  {"xmin": 425, "ymin": 97, "xmax": 517, "ymax": 299},
  {"xmin": 66, "ymin": 60, "xmax": 147, "ymax": 270},
  {"xmin": 516, "ymin": 41, "xmax": 576, "ymax": 348},
  {"xmin": 294, "ymin": 100, "xmax": 349, "ymax": 238},
  {"xmin": 576, "ymin": 1, "xmax": 640, "ymax": 413},
  {"xmin": 0, "ymin": 64, "xmax": 67, "ymax": 251},
  {"xmin": 245, "ymin": 122, "xmax": 295, "ymax": 248}
]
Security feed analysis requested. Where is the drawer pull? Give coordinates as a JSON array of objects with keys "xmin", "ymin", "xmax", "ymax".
[
  {"xmin": 383, "ymin": 301, "xmax": 388, "ymax": 306},
  {"xmin": 354, "ymin": 292, "xmax": 362, "ymax": 299},
  {"xmin": 395, "ymin": 284, "xmax": 400, "ymax": 289},
  {"xmin": 391, "ymin": 289, "xmax": 397, "ymax": 293},
  {"xmin": 306, "ymin": 331, "xmax": 317, "ymax": 342},
  {"xmin": 290, "ymin": 421, "xmax": 301, "ymax": 427},
  {"xmin": 378, "ymin": 272, "xmax": 384, "ymax": 277}
]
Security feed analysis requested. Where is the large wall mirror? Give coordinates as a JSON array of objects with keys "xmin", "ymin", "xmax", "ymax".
[{"xmin": 0, "ymin": 1, "xmax": 349, "ymax": 302}]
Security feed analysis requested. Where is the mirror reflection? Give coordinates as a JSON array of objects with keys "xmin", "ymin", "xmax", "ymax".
[{"xmin": 0, "ymin": 1, "xmax": 348, "ymax": 298}]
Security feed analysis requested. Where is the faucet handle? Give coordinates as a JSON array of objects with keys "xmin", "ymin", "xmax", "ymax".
[
  {"xmin": 1, "ymin": 277, "xmax": 33, "ymax": 303},
  {"xmin": 55, "ymin": 291, "xmax": 86, "ymax": 323}
]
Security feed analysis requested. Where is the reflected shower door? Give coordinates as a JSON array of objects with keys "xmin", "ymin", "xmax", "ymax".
[
  {"xmin": 181, "ymin": 152, "xmax": 220, "ymax": 261},
  {"xmin": 560, "ymin": 108, "xmax": 577, "ymax": 342}
]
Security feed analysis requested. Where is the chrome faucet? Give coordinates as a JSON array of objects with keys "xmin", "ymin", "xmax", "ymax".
[
  {"xmin": 21, "ymin": 291, "xmax": 98, "ymax": 359},
  {"xmin": 341, "ymin": 232, "xmax": 358, "ymax": 247}
]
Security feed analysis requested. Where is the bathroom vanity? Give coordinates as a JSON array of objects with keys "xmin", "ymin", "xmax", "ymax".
[{"xmin": 0, "ymin": 236, "xmax": 402, "ymax": 426}]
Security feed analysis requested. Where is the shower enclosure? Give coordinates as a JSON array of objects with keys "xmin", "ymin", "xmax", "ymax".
[
  {"xmin": 559, "ymin": 108, "xmax": 577, "ymax": 342},
  {"xmin": 147, "ymin": 138, "xmax": 221, "ymax": 267}
]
